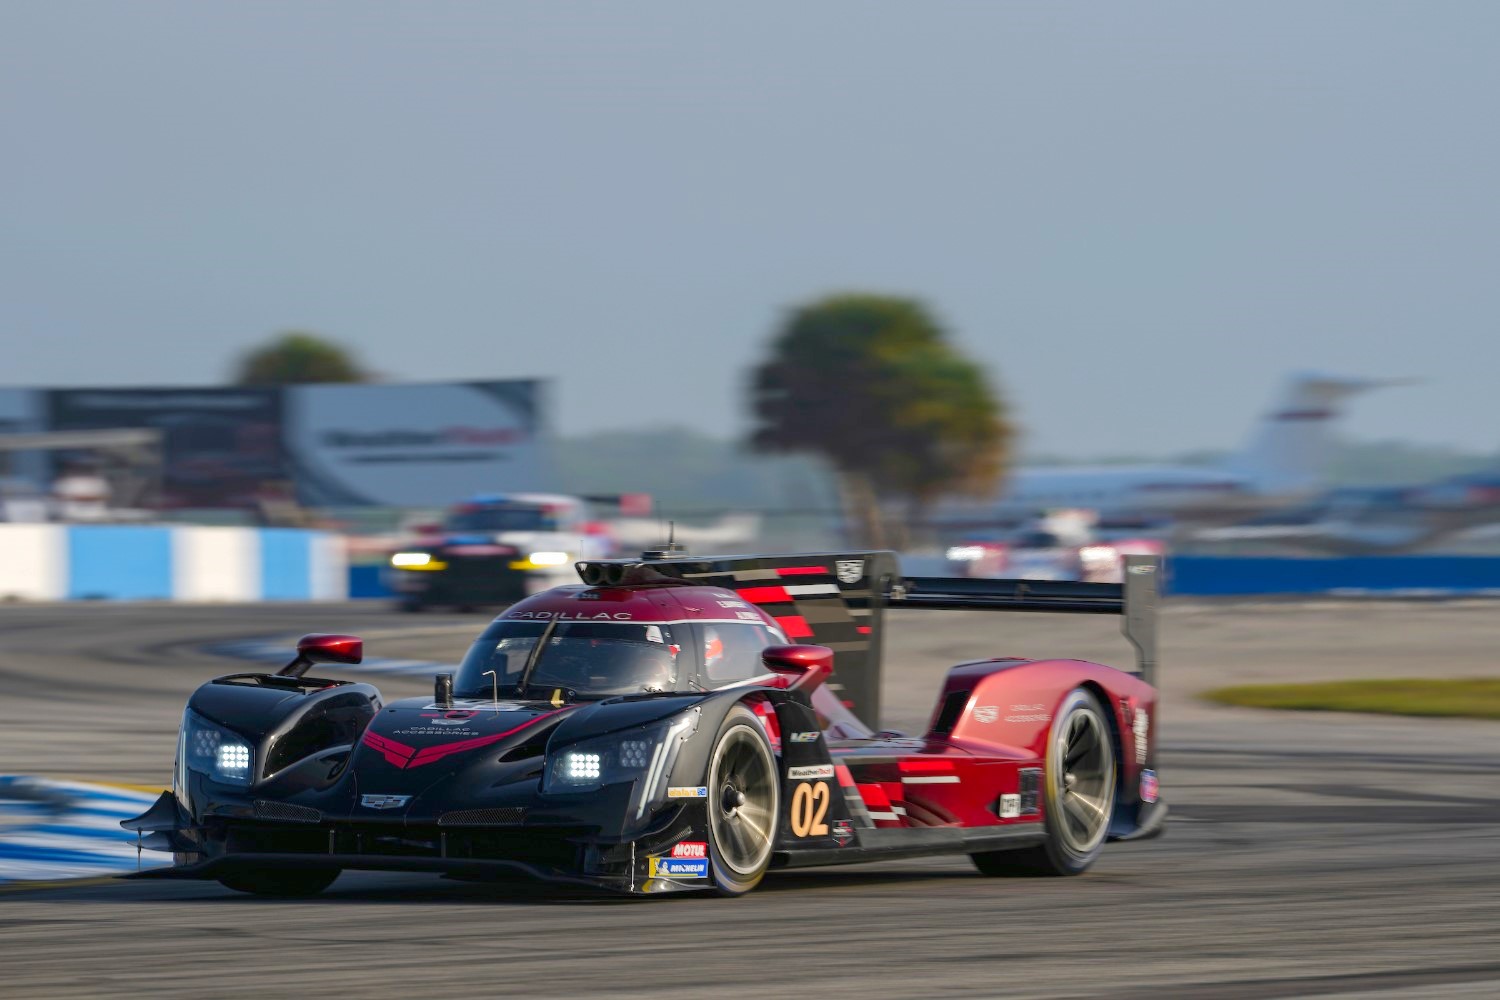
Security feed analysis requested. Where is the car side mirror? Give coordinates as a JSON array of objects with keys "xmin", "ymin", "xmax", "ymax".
[
  {"xmin": 761, "ymin": 644, "xmax": 834, "ymax": 692},
  {"xmin": 277, "ymin": 633, "xmax": 363, "ymax": 678}
]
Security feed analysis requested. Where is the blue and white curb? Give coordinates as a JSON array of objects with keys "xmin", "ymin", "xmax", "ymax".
[
  {"xmin": 0, "ymin": 524, "xmax": 347, "ymax": 602},
  {"xmin": 0, "ymin": 776, "xmax": 171, "ymax": 883}
]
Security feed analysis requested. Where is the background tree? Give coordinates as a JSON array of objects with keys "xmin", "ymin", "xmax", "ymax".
[
  {"xmin": 232, "ymin": 331, "xmax": 370, "ymax": 385},
  {"xmin": 748, "ymin": 294, "xmax": 1010, "ymax": 547}
]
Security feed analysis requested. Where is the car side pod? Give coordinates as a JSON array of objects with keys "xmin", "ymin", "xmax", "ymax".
[
  {"xmin": 761, "ymin": 644, "xmax": 834, "ymax": 693},
  {"xmin": 277, "ymin": 633, "xmax": 364, "ymax": 679}
]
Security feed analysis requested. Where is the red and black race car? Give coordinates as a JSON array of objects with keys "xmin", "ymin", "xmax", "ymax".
[{"xmin": 124, "ymin": 551, "xmax": 1163, "ymax": 896}]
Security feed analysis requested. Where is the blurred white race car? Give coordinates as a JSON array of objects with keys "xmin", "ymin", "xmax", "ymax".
[{"xmin": 945, "ymin": 510, "xmax": 1166, "ymax": 583}]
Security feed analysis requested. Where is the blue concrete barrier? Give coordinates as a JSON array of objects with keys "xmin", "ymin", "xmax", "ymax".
[
  {"xmin": 0, "ymin": 525, "xmax": 347, "ymax": 601},
  {"xmin": 1167, "ymin": 555, "xmax": 1500, "ymax": 596},
  {"xmin": 349, "ymin": 563, "xmax": 392, "ymax": 599},
  {"xmin": 67, "ymin": 526, "xmax": 173, "ymax": 600},
  {"xmin": 348, "ymin": 553, "xmax": 1500, "ymax": 600}
]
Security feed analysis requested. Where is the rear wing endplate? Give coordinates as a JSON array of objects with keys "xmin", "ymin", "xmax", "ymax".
[{"xmin": 887, "ymin": 555, "xmax": 1161, "ymax": 687}]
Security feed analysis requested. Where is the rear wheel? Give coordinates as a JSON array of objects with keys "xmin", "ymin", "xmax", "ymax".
[
  {"xmin": 972, "ymin": 688, "xmax": 1116, "ymax": 876},
  {"xmin": 705, "ymin": 705, "xmax": 779, "ymax": 896},
  {"xmin": 217, "ymin": 866, "xmax": 342, "ymax": 897}
]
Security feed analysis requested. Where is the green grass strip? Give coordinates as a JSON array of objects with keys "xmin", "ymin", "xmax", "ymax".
[{"xmin": 1203, "ymin": 678, "xmax": 1500, "ymax": 720}]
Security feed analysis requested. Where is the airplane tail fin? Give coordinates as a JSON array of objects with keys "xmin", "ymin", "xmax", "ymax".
[{"xmin": 1225, "ymin": 372, "xmax": 1411, "ymax": 495}]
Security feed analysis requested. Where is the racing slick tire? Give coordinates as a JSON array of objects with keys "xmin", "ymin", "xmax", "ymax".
[
  {"xmin": 705, "ymin": 705, "xmax": 780, "ymax": 897},
  {"xmin": 971, "ymin": 687, "xmax": 1116, "ymax": 877},
  {"xmin": 216, "ymin": 865, "xmax": 342, "ymax": 897}
]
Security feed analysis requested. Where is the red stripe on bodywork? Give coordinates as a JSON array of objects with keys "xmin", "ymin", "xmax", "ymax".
[
  {"xmin": 776, "ymin": 566, "xmax": 829, "ymax": 576},
  {"xmin": 361, "ymin": 730, "xmax": 416, "ymax": 768},
  {"xmin": 775, "ymin": 615, "xmax": 814, "ymax": 639},
  {"xmin": 857, "ymin": 783, "xmax": 892, "ymax": 809},
  {"xmin": 363, "ymin": 710, "xmax": 565, "ymax": 770},
  {"xmin": 737, "ymin": 586, "xmax": 791, "ymax": 604},
  {"xmin": 898, "ymin": 759, "xmax": 957, "ymax": 774},
  {"xmin": 833, "ymin": 764, "xmax": 856, "ymax": 788}
]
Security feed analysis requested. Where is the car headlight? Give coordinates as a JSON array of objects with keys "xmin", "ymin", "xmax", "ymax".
[
  {"xmin": 391, "ymin": 551, "xmax": 435, "ymax": 568},
  {"xmin": 526, "ymin": 550, "xmax": 570, "ymax": 567},
  {"xmin": 544, "ymin": 713, "xmax": 698, "ymax": 815},
  {"xmin": 180, "ymin": 709, "xmax": 255, "ymax": 786}
]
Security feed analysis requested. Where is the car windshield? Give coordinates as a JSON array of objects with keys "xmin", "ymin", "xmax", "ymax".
[
  {"xmin": 454, "ymin": 621, "xmax": 682, "ymax": 699},
  {"xmin": 446, "ymin": 505, "xmax": 559, "ymax": 533}
]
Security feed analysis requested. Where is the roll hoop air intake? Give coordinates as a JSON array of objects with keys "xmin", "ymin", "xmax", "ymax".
[{"xmin": 575, "ymin": 560, "xmax": 691, "ymax": 588}]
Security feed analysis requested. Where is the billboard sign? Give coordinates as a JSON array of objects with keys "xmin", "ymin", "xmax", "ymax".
[
  {"xmin": 283, "ymin": 381, "xmax": 550, "ymax": 506},
  {"xmin": 46, "ymin": 387, "xmax": 285, "ymax": 509}
]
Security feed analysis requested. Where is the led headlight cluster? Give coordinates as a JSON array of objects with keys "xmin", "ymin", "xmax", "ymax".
[
  {"xmin": 543, "ymin": 714, "xmax": 698, "ymax": 807},
  {"xmin": 564, "ymin": 751, "xmax": 602, "ymax": 780},
  {"xmin": 617, "ymin": 739, "xmax": 652, "ymax": 769},
  {"xmin": 180, "ymin": 709, "xmax": 254, "ymax": 787}
]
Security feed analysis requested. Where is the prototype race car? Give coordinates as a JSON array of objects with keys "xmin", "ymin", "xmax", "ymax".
[
  {"xmin": 946, "ymin": 509, "xmax": 1168, "ymax": 583},
  {"xmin": 386, "ymin": 492, "xmax": 644, "ymax": 611},
  {"xmin": 125, "ymin": 551, "xmax": 1164, "ymax": 897}
]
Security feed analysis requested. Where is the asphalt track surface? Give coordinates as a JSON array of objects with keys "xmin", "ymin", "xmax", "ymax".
[{"xmin": 2, "ymin": 601, "xmax": 1499, "ymax": 999}]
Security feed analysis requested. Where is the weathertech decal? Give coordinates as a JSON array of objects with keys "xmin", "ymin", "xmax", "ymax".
[{"xmin": 787, "ymin": 764, "xmax": 834, "ymax": 781}]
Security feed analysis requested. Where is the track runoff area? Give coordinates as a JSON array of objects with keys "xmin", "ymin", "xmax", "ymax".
[{"xmin": 1, "ymin": 600, "xmax": 1498, "ymax": 997}]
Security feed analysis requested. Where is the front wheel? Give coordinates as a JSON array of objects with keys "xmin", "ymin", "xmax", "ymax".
[
  {"xmin": 217, "ymin": 866, "xmax": 342, "ymax": 897},
  {"xmin": 972, "ymin": 687, "xmax": 1117, "ymax": 876},
  {"xmin": 705, "ymin": 705, "xmax": 779, "ymax": 896}
]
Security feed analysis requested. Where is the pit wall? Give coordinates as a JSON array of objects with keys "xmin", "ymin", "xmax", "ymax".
[{"xmin": 0, "ymin": 525, "xmax": 347, "ymax": 601}]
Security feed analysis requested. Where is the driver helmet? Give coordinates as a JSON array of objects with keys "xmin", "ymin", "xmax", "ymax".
[{"xmin": 703, "ymin": 626, "xmax": 726, "ymax": 671}]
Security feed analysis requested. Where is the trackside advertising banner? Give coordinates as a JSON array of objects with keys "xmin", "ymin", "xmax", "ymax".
[
  {"xmin": 46, "ymin": 387, "xmax": 284, "ymax": 509},
  {"xmin": 283, "ymin": 381, "xmax": 550, "ymax": 506}
]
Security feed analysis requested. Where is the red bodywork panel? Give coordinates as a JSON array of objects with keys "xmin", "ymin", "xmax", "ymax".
[{"xmin": 813, "ymin": 656, "xmax": 1156, "ymax": 835}]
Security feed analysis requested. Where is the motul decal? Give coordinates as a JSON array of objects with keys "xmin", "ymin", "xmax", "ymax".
[{"xmin": 671, "ymin": 842, "xmax": 707, "ymax": 858}]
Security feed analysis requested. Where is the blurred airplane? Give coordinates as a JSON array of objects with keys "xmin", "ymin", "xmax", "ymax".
[
  {"xmin": 1190, "ymin": 471, "xmax": 1500, "ymax": 555},
  {"xmin": 948, "ymin": 372, "xmax": 1411, "ymax": 524}
]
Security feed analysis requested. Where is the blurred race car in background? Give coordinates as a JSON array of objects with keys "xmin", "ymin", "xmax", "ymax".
[
  {"xmin": 386, "ymin": 492, "xmax": 648, "ymax": 610},
  {"xmin": 946, "ymin": 509, "xmax": 1166, "ymax": 583},
  {"xmin": 124, "ymin": 549, "xmax": 1164, "ymax": 898}
]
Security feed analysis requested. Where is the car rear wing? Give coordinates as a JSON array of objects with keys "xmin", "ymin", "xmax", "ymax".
[
  {"xmin": 887, "ymin": 554, "xmax": 1161, "ymax": 688},
  {"xmin": 577, "ymin": 551, "xmax": 1161, "ymax": 725}
]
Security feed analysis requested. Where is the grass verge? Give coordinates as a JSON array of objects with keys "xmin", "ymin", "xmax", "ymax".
[{"xmin": 1203, "ymin": 678, "xmax": 1500, "ymax": 720}]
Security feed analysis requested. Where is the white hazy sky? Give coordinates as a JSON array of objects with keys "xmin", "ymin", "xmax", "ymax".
[{"xmin": 2, "ymin": 2, "xmax": 1496, "ymax": 455}]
